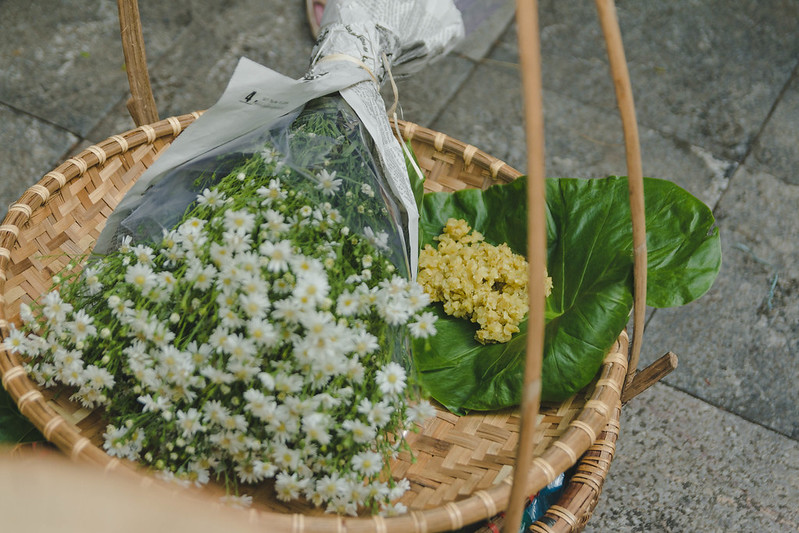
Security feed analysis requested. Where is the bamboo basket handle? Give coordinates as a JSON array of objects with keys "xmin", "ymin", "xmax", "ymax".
[
  {"xmin": 118, "ymin": 0, "xmax": 159, "ymax": 126},
  {"xmin": 506, "ymin": 0, "xmax": 546, "ymax": 531},
  {"xmin": 595, "ymin": 0, "xmax": 647, "ymax": 386},
  {"xmin": 507, "ymin": 1, "xmax": 645, "ymax": 529}
]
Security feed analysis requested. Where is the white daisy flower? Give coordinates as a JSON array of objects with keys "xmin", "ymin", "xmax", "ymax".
[
  {"xmin": 239, "ymin": 291, "xmax": 270, "ymax": 318},
  {"xmin": 257, "ymin": 178, "xmax": 287, "ymax": 205},
  {"xmin": 103, "ymin": 424, "xmax": 132, "ymax": 459},
  {"xmin": 235, "ymin": 251, "xmax": 261, "ymax": 275},
  {"xmin": 272, "ymin": 299, "xmax": 301, "ymax": 324},
  {"xmin": 262, "ymin": 209, "xmax": 289, "ymax": 236},
  {"xmin": 247, "ymin": 318, "xmax": 280, "ymax": 348},
  {"xmin": 218, "ymin": 306, "xmax": 244, "ymax": 330},
  {"xmin": 107, "ymin": 295, "xmax": 132, "ymax": 317},
  {"xmin": 82, "ymin": 364, "xmax": 115, "ymax": 390},
  {"xmin": 351, "ymin": 450, "xmax": 382, "ymax": 476},
  {"xmin": 138, "ymin": 394, "xmax": 168, "ymax": 414},
  {"xmin": 336, "ymin": 290, "xmax": 360, "ymax": 316},
  {"xmin": 363, "ymin": 226, "xmax": 390, "ymax": 251},
  {"xmin": 18, "ymin": 302, "xmax": 35, "ymax": 325},
  {"xmin": 196, "ymin": 187, "xmax": 226, "ymax": 208},
  {"xmin": 275, "ymin": 472, "xmax": 308, "ymax": 502},
  {"xmin": 157, "ymin": 270, "xmax": 179, "ymax": 293},
  {"xmin": 200, "ymin": 365, "xmax": 234, "ymax": 386},
  {"xmin": 380, "ymin": 502, "xmax": 408, "ymax": 517},
  {"xmin": 5, "ymin": 325, "xmax": 29, "ymax": 354},
  {"xmin": 209, "ymin": 242, "xmax": 234, "ymax": 267},
  {"xmin": 302, "ymin": 412, "xmax": 332, "ymax": 445},
  {"xmin": 327, "ymin": 498, "xmax": 359, "ymax": 517},
  {"xmin": 292, "ymin": 271, "xmax": 330, "ymax": 307},
  {"xmin": 124, "ymin": 263, "xmax": 157, "ymax": 293},
  {"xmin": 226, "ymin": 358, "xmax": 260, "ymax": 382},
  {"xmin": 290, "ymin": 255, "xmax": 324, "ymax": 278},
  {"xmin": 378, "ymin": 299, "xmax": 411, "ymax": 326},
  {"xmin": 316, "ymin": 473, "xmax": 348, "ymax": 501},
  {"xmin": 259, "ymin": 240, "xmax": 293, "ymax": 273},
  {"xmin": 221, "ymin": 230, "xmax": 252, "ymax": 255},
  {"xmin": 186, "ymin": 341, "xmax": 212, "ymax": 366},
  {"xmin": 202, "ymin": 400, "xmax": 230, "ymax": 426},
  {"xmin": 406, "ymin": 283, "xmax": 431, "ymax": 312},
  {"xmin": 274, "ymin": 372, "xmax": 304, "ymax": 395},
  {"xmin": 131, "ymin": 244, "xmax": 155, "ymax": 265},
  {"xmin": 41, "ymin": 291, "xmax": 72, "ymax": 323},
  {"xmin": 409, "ymin": 311, "xmax": 438, "ymax": 338},
  {"xmin": 244, "ymin": 389, "xmax": 276, "ymax": 420},
  {"xmin": 253, "ymin": 460, "xmax": 277, "ymax": 480},
  {"xmin": 407, "ymin": 400, "xmax": 437, "ymax": 425},
  {"xmin": 351, "ymin": 331, "xmax": 379, "ymax": 357},
  {"xmin": 81, "ymin": 265, "xmax": 103, "ymax": 295},
  {"xmin": 178, "ymin": 217, "xmax": 206, "ymax": 237},
  {"xmin": 269, "ymin": 410, "xmax": 300, "ymax": 443},
  {"xmin": 376, "ymin": 362, "xmax": 407, "ymax": 396},
  {"xmin": 367, "ymin": 400, "xmax": 394, "ymax": 428},
  {"xmin": 344, "ymin": 358, "xmax": 366, "ymax": 384},
  {"xmin": 223, "ymin": 208, "xmax": 256, "ymax": 235},
  {"xmin": 272, "ymin": 444, "xmax": 301, "ymax": 470},
  {"xmin": 118, "ymin": 235, "xmax": 133, "ymax": 253},
  {"xmin": 187, "ymin": 460, "xmax": 211, "ymax": 486},
  {"xmin": 342, "ymin": 418, "xmax": 376, "ymax": 444},
  {"xmin": 316, "ymin": 169, "xmax": 342, "ymax": 196},
  {"xmin": 176, "ymin": 408, "xmax": 204, "ymax": 438},
  {"xmin": 58, "ymin": 360, "xmax": 85, "ymax": 387}
]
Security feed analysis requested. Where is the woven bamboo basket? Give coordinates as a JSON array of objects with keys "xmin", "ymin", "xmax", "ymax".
[{"xmin": 0, "ymin": 1, "xmax": 672, "ymax": 531}]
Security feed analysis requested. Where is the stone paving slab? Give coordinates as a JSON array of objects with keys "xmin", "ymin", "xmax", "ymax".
[
  {"xmin": 0, "ymin": 105, "xmax": 79, "ymax": 204},
  {"xmin": 0, "ymin": 0, "xmax": 193, "ymax": 138},
  {"xmin": 586, "ymin": 384, "xmax": 799, "ymax": 532},
  {"xmin": 641, "ymin": 164, "xmax": 799, "ymax": 439},
  {"xmin": 432, "ymin": 0, "xmax": 799, "ymax": 441},
  {"xmin": 87, "ymin": 0, "xmax": 315, "ymax": 142},
  {"xmin": 430, "ymin": 54, "xmax": 733, "ymax": 209},
  {"xmin": 750, "ymin": 72, "xmax": 799, "ymax": 186},
  {"xmin": 491, "ymin": 0, "xmax": 799, "ymax": 163},
  {"xmin": 87, "ymin": 0, "xmax": 486, "ymax": 144}
]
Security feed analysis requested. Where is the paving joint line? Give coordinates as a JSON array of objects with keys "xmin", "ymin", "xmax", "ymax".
[
  {"xmin": 652, "ymin": 381, "xmax": 799, "ymax": 444},
  {"xmin": 714, "ymin": 56, "xmax": 799, "ymax": 209},
  {"xmin": 0, "ymin": 100, "xmax": 82, "ymax": 139},
  {"xmin": 429, "ymin": 17, "xmax": 515, "ymax": 127}
]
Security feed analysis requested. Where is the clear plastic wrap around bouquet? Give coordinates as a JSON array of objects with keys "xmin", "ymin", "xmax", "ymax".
[{"xmin": 7, "ymin": 0, "xmax": 464, "ymax": 516}]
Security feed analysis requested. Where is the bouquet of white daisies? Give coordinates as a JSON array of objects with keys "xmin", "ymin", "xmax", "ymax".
[
  {"xmin": 9, "ymin": 0, "xmax": 464, "ymax": 516},
  {"xmin": 8, "ymin": 96, "xmax": 440, "ymax": 516}
]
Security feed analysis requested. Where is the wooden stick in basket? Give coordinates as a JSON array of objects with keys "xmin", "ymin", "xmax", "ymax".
[
  {"xmin": 506, "ymin": 0, "xmax": 547, "ymax": 531},
  {"xmin": 118, "ymin": 0, "xmax": 159, "ymax": 126}
]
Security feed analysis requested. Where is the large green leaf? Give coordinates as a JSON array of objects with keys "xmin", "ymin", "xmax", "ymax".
[{"xmin": 414, "ymin": 176, "xmax": 721, "ymax": 411}]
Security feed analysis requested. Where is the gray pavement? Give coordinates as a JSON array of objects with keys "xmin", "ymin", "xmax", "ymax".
[{"xmin": 1, "ymin": 0, "xmax": 798, "ymax": 531}]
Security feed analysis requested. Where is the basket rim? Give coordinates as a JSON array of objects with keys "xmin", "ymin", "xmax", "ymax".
[{"xmin": 0, "ymin": 114, "xmax": 626, "ymax": 533}]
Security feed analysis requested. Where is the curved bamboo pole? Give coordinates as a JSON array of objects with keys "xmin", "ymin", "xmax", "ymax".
[
  {"xmin": 506, "ymin": 0, "xmax": 547, "ymax": 531},
  {"xmin": 594, "ymin": 0, "xmax": 647, "ymax": 386}
]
